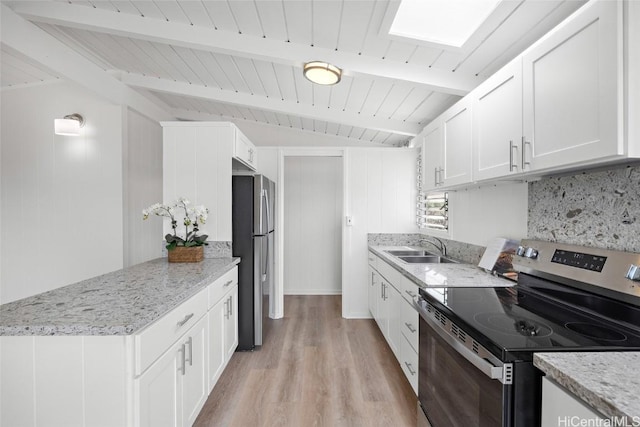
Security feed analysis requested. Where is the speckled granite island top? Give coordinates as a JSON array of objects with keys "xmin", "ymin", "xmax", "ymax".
[
  {"xmin": 535, "ymin": 352, "xmax": 640, "ymax": 420},
  {"xmin": 369, "ymin": 246, "xmax": 514, "ymax": 288},
  {"xmin": 0, "ymin": 257, "xmax": 239, "ymax": 336}
]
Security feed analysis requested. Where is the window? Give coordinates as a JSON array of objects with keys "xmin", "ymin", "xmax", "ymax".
[{"xmin": 417, "ymin": 192, "xmax": 449, "ymax": 231}]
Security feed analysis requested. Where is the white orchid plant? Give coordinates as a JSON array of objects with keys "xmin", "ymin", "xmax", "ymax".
[{"xmin": 143, "ymin": 197, "xmax": 209, "ymax": 250}]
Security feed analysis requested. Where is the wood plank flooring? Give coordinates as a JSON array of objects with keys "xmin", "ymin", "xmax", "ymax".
[{"xmin": 194, "ymin": 295, "xmax": 418, "ymax": 427}]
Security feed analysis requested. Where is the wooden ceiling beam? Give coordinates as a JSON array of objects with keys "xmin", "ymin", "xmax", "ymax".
[
  {"xmin": 121, "ymin": 73, "xmax": 421, "ymax": 136},
  {"xmin": 12, "ymin": 1, "xmax": 477, "ymax": 96}
]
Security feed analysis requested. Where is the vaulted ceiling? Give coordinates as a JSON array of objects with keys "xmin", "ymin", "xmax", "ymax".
[{"xmin": 1, "ymin": 0, "xmax": 586, "ymax": 146}]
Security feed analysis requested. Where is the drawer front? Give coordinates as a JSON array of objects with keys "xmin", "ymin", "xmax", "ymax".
[
  {"xmin": 401, "ymin": 335, "xmax": 419, "ymax": 395},
  {"xmin": 401, "ymin": 299, "xmax": 419, "ymax": 352},
  {"xmin": 400, "ymin": 276, "xmax": 420, "ymax": 304},
  {"xmin": 368, "ymin": 251, "xmax": 378, "ymax": 270},
  {"xmin": 209, "ymin": 267, "xmax": 238, "ymax": 309},
  {"xmin": 376, "ymin": 258, "xmax": 403, "ymax": 289},
  {"xmin": 135, "ymin": 287, "xmax": 208, "ymax": 375}
]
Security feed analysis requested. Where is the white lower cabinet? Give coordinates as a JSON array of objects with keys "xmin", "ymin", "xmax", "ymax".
[
  {"xmin": 0, "ymin": 266, "xmax": 239, "ymax": 427},
  {"xmin": 541, "ymin": 377, "xmax": 604, "ymax": 425},
  {"xmin": 137, "ymin": 315, "xmax": 207, "ymax": 427},
  {"xmin": 368, "ymin": 253, "xmax": 419, "ymax": 395}
]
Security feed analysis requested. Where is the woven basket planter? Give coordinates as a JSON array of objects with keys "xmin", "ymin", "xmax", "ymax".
[{"xmin": 168, "ymin": 246, "xmax": 204, "ymax": 263}]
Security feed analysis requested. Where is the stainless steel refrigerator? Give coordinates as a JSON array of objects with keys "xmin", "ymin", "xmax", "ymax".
[{"xmin": 232, "ymin": 175, "xmax": 275, "ymax": 351}]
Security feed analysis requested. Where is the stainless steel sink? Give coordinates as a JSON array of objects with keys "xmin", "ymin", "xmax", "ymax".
[
  {"xmin": 385, "ymin": 250, "xmax": 432, "ymax": 256},
  {"xmin": 398, "ymin": 255, "xmax": 458, "ymax": 264}
]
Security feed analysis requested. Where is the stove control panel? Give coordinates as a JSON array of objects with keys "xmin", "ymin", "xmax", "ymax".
[{"xmin": 514, "ymin": 240, "xmax": 640, "ymax": 301}]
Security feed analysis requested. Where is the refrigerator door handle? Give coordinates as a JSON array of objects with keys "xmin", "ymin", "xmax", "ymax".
[{"xmin": 262, "ymin": 189, "xmax": 270, "ymax": 282}]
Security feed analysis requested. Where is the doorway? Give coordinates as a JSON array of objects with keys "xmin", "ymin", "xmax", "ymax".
[{"xmin": 283, "ymin": 156, "xmax": 343, "ymax": 295}]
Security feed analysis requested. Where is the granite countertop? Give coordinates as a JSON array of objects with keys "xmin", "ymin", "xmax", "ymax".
[
  {"xmin": 534, "ymin": 352, "xmax": 640, "ymax": 421},
  {"xmin": 0, "ymin": 257, "xmax": 239, "ymax": 336},
  {"xmin": 369, "ymin": 245, "xmax": 514, "ymax": 288}
]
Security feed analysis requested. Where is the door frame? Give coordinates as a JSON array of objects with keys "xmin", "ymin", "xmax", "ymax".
[{"xmin": 274, "ymin": 148, "xmax": 346, "ymax": 319}]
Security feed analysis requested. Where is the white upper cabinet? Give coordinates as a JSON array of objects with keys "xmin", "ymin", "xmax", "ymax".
[
  {"xmin": 472, "ymin": 58, "xmax": 524, "ymax": 181},
  {"xmin": 232, "ymin": 127, "xmax": 257, "ymax": 171},
  {"xmin": 522, "ymin": 0, "xmax": 623, "ymax": 171},
  {"xmin": 422, "ymin": 119, "xmax": 444, "ymax": 192},
  {"xmin": 441, "ymin": 98, "xmax": 473, "ymax": 187}
]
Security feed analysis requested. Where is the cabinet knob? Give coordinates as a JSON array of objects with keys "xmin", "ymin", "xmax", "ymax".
[{"xmin": 626, "ymin": 265, "xmax": 640, "ymax": 281}]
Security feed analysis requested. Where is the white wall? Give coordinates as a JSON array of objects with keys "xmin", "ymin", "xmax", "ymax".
[
  {"xmin": 421, "ymin": 182, "xmax": 529, "ymax": 247},
  {"xmin": 123, "ymin": 109, "xmax": 163, "ymax": 267},
  {"xmin": 1, "ymin": 81, "xmax": 124, "ymax": 303},
  {"xmin": 343, "ymin": 148, "xmax": 418, "ymax": 318},
  {"xmin": 283, "ymin": 156, "xmax": 342, "ymax": 295}
]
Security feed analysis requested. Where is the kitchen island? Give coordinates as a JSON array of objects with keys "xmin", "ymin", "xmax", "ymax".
[
  {"xmin": 1, "ymin": 257, "xmax": 240, "ymax": 427},
  {"xmin": 535, "ymin": 352, "xmax": 640, "ymax": 422}
]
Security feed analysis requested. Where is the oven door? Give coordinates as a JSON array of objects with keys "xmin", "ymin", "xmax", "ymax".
[{"xmin": 416, "ymin": 297, "xmax": 512, "ymax": 427}]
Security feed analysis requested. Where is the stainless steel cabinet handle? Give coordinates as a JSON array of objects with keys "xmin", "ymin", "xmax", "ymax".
[
  {"xmin": 509, "ymin": 140, "xmax": 518, "ymax": 172},
  {"xmin": 434, "ymin": 167, "xmax": 438, "ymax": 186},
  {"xmin": 404, "ymin": 289, "xmax": 416, "ymax": 298},
  {"xmin": 178, "ymin": 344, "xmax": 186, "ymax": 376},
  {"xmin": 405, "ymin": 362, "xmax": 416, "ymax": 376},
  {"xmin": 185, "ymin": 337, "xmax": 193, "ymax": 366},
  {"xmin": 381, "ymin": 282, "xmax": 384, "ymax": 299},
  {"xmin": 405, "ymin": 322, "xmax": 416, "ymax": 333},
  {"xmin": 177, "ymin": 313, "xmax": 194, "ymax": 328},
  {"xmin": 224, "ymin": 280, "xmax": 233, "ymax": 287},
  {"xmin": 224, "ymin": 299, "xmax": 230, "ymax": 320},
  {"xmin": 229, "ymin": 295, "xmax": 233, "ymax": 316},
  {"xmin": 522, "ymin": 137, "xmax": 531, "ymax": 168}
]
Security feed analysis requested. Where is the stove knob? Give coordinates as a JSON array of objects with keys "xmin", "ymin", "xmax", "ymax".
[
  {"xmin": 524, "ymin": 247, "xmax": 538, "ymax": 259},
  {"xmin": 516, "ymin": 246, "xmax": 526, "ymax": 257},
  {"xmin": 626, "ymin": 265, "xmax": 640, "ymax": 281}
]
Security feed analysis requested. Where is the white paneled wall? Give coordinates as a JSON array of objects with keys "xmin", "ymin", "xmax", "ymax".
[
  {"xmin": 283, "ymin": 156, "xmax": 343, "ymax": 295},
  {"xmin": 1, "ymin": 81, "xmax": 124, "ymax": 303},
  {"xmin": 123, "ymin": 109, "xmax": 163, "ymax": 267},
  {"xmin": 343, "ymin": 148, "xmax": 418, "ymax": 318}
]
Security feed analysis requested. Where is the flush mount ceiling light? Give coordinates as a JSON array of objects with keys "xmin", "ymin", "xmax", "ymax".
[
  {"xmin": 54, "ymin": 113, "xmax": 85, "ymax": 136},
  {"xmin": 303, "ymin": 61, "xmax": 342, "ymax": 85}
]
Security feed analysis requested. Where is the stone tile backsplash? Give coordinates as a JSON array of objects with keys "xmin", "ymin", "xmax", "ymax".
[{"xmin": 528, "ymin": 164, "xmax": 640, "ymax": 253}]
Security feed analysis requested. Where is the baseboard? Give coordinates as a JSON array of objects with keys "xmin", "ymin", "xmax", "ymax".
[
  {"xmin": 342, "ymin": 311, "xmax": 374, "ymax": 319},
  {"xmin": 283, "ymin": 290, "xmax": 342, "ymax": 295}
]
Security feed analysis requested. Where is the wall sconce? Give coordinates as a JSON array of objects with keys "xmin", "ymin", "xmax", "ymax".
[
  {"xmin": 54, "ymin": 113, "xmax": 85, "ymax": 136},
  {"xmin": 303, "ymin": 61, "xmax": 342, "ymax": 85}
]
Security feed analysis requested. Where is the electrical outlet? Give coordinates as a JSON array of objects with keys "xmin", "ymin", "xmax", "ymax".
[{"xmin": 346, "ymin": 216, "xmax": 354, "ymax": 226}]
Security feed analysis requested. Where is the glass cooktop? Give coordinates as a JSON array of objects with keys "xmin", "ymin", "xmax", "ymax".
[{"xmin": 418, "ymin": 273, "xmax": 640, "ymax": 361}]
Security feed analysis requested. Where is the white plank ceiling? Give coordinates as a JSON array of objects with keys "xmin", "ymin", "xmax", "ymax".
[{"xmin": 1, "ymin": 0, "xmax": 587, "ymax": 146}]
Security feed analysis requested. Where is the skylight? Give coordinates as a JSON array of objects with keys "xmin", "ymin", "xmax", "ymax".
[{"xmin": 389, "ymin": 0, "xmax": 502, "ymax": 48}]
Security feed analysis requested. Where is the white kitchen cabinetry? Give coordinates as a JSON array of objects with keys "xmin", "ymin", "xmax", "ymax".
[
  {"xmin": 422, "ymin": 120, "xmax": 443, "ymax": 191},
  {"xmin": 1, "ymin": 266, "xmax": 239, "ymax": 427},
  {"xmin": 522, "ymin": 0, "xmax": 622, "ymax": 172},
  {"xmin": 208, "ymin": 268, "xmax": 239, "ymax": 391},
  {"xmin": 162, "ymin": 122, "xmax": 258, "ymax": 242},
  {"xmin": 541, "ymin": 377, "xmax": 604, "ymax": 425},
  {"xmin": 233, "ymin": 127, "xmax": 257, "ymax": 171},
  {"xmin": 368, "ymin": 252, "xmax": 419, "ymax": 395},
  {"xmin": 137, "ymin": 315, "xmax": 208, "ymax": 427},
  {"xmin": 472, "ymin": 58, "xmax": 524, "ymax": 181},
  {"xmin": 441, "ymin": 98, "xmax": 473, "ymax": 186}
]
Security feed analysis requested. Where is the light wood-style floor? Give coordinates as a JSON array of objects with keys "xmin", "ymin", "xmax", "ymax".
[{"xmin": 194, "ymin": 295, "xmax": 418, "ymax": 427}]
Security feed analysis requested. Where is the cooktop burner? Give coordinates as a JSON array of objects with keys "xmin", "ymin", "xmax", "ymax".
[
  {"xmin": 565, "ymin": 322, "xmax": 627, "ymax": 342},
  {"xmin": 474, "ymin": 312, "xmax": 553, "ymax": 338}
]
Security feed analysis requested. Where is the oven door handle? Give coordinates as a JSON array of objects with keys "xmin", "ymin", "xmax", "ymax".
[{"xmin": 414, "ymin": 297, "xmax": 512, "ymax": 385}]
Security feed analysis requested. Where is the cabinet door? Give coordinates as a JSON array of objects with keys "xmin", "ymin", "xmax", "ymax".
[
  {"xmin": 233, "ymin": 129, "xmax": 257, "ymax": 171},
  {"xmin": 377, "ymin": 280, "xmax": 390, "ymax": 337},
  {"xmin": 368, "ymin": 267, "xmax": 378, "ymax": 319},
  {"xmin": 422, "ymin": 121, "xmax": 443, "ymax": 191},
  {"xmin": 137, "ymin": 341, "xmax": 182, "ymax": 427},
  {"xmin": 541, "ymin": 378, "xmax": 604, "ymax": 425},
  {"xmin": 442, "ymin": 98, "xmax": 473, "ymax": 186},
  {"xmin": 472, "ymin": 58, "xmax": 523, "ymax": 180},
  {"xmin": 181, "ymin": 316, "xmax": 208, "ymax": 427},
  {"xmin": 522, "ymin": 0, "xmax": 622, "ymax": 171},
  {"xmin": 386, "ymin": 283, "xmax": 402, "ymax": 359},
  {"xmin": 208, "ymin": 297, "xmax": 226, "ymax": 392},
  {"xmin": 224, "ymin": 285, "xmax": 239, "ymax": 362}
]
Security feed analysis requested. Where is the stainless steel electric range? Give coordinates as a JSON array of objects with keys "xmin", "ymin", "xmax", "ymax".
[{"xmin": 415, "ymin": 240, "xmax": 640, "ymax": 427}]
